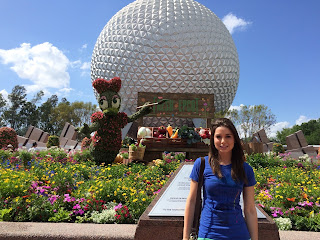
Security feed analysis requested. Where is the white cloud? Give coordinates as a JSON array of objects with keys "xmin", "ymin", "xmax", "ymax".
[
  {"xmin": 229, "ymin": 104, "xmax": 245, "ymax": 111},
  {"xmin": 70, "ymin": 60, "xmax": 82, "ymax": 68},
  {"xmin": 295, "ymin": 115, "xmax": 312, "ymax": 125},
  {"xmin": 81, "ymin": 44, "xmax": 88, "ymax": 49},
  {"xmin": 80, "ymin": 62, "xmax": 90, "ymax": 70},
  {"xmin": 222, "ymin": 13, "xmax": 252, "ymax": 34},
  {"xmin": 0, "ymin": 42, "xmax": 71, "ymax": 95},
  {"xmin": 267, "ymin": 121, "xmax": 290, "ymax": 138},
  {"xmin": 0, "ymin": 89, "xmax": 9, "ymax": 102}
]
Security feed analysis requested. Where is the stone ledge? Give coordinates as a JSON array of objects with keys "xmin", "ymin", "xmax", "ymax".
[
  {"xmin": 0, "ymin": 222, "xmax": 136, "ymax": 240},
  {"xmin": 1, "ymin": 221, "xmax": 320, "ymax": 240}
]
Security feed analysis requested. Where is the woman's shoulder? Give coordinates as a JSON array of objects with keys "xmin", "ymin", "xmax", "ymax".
[
  {"xmin": 243, "ymin": 162, "xmax": 255, "ymax": 175},
  {"xmin": 243, "ymin": 161, "xmax": 253, "ymax": 169},
  {"xmin": 193, "ymin": 156, "xmax": 209, "ymax": 167}
]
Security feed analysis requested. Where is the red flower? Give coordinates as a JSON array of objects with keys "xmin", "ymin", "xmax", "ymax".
[{"xmin": 91, "ymin": 112, "xmax": 104, "ymax": 123}]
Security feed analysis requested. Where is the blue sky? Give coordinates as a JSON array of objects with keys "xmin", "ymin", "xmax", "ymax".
[{"xmin": 0, "ymin": 0, "xmax": 319, "ymax": 137}]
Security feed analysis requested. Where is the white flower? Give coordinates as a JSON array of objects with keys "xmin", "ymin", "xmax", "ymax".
[{"xmin": 274, "ymin": 217, "xmax": 292, "ymax": 230}]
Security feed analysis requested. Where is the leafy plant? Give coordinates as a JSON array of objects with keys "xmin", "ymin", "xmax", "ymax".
[
  {"xmin": 0, "ymin": 208, "xmax": 12, "ymax": 221},
  {"xmin": 19, "ymin": 150, "xmax": 33, "ymax": 167},
  {"xmin": 273, "ymin": 143, "xmax": 285, "ymax": 155},
  {"xmin": 129, "ymin": 144, "xmax": 137, "ymax": 151},
  {"xmin": 178, "ymin": 125, "xmax": 201, "ymax": 144},
  {"xmin": 48, "ymin": 208, "xmax": 72, "ymax": 222},
  {"xmin": 46, "ymin": 135, "xmax": 60, "ymax": 148}
]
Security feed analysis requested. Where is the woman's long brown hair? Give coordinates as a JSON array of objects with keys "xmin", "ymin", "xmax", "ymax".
[{"xmin": 209, "ymin": 118, "xmax": 247, "ymax": 184}]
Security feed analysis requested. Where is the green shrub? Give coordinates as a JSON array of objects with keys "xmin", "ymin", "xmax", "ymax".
[
  {"xmin": 19, "ymin": 150, "xmax": 33, "ymax": 167},
  {"xmin": 273, "ymin": 143, "xmax": 285, "ymax": 155},
  {"xmin": 0, "ymin": 127, "xmax": 18, "ymax": 150},
  {"xmin": 0, "ymin": 149, "xmax": 14, "ymax": 160},
  {"xmin": 246, "ymin": 153, "xmax": 281, "ymax": 168},
  {"xmin": 73, "ymin": 149, "xmax": 92, "ymax": 162},
  {"xmin": 46, "ymin": 135, "xmax": 60, "ymax": 148}
]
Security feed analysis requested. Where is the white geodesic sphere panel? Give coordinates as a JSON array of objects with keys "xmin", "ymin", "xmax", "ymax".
[{"xmin": 91, "ymin": 0, "xmax": 239, "ymax": 114}]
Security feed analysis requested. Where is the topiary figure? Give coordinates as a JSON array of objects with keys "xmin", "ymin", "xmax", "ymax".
[
  {"xmin": 0, "ymin": 127, "xmax": 18, "ymax": 150},
  {"xmin": 77, "ymin": 77, "xmax": 161, "ymax": 165},
  {"xmin": 47, "ymin": 135, "xmax": 60, "ymax": 148}
]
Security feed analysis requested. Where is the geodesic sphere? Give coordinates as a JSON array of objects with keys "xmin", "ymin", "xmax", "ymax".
[{"xmin": 91, "ymin": 0, "xmax": 239, "ymax": 114}]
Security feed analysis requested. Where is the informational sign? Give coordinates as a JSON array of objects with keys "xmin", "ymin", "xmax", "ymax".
[
  {"xmin": 137, "ymin": 92, "xmax": 215, "ymax": 119},
  {"xmin": 149, "ymin": 164, "xmax": 266, "ymax": 219}
]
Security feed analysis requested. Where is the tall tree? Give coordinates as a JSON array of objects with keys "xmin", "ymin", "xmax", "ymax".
[
  {"xmin": 71, "ymin": 101, "xmax": 97, "ymax": 128},
  {"xmin": 50, "ymin": 100, "xmax": 74, "ymax": 135},
  {"xmin": 38, "ymin": 95, "xmax": 59, "ymax": 134},
  {"xmin": 19, "ymin": 90, "xmax": 44, "ymax": 134},
  {"xmin": 2, "ymin": 85, "xmax": 27, "ymax": 131},
  {"xmin": 0, "ymin": 93, "xmax": 7, "ymax": 126},
  {"xmin": 227, "ymin": 104, "xmax": 276, "ymax": 140}
]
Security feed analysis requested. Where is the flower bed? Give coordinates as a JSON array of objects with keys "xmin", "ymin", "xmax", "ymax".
[
  {"xmin": 0, "ymin": 148, "xmax": 180, "ymax": 223},
  {"xmin": 2, "ymin": 148, "xmax": 320, "ymax": 232},
  {"xmin": 248, "ymin": 152, "xmax": 320, "ymax": 231}
]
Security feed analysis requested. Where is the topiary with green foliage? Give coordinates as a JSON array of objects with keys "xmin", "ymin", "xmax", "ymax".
[
  {"xmin": 77, "ymin": 77, "xmax": 156, "ymax": 165},
  {"xmin": 0, "ymin": 127, "xmax": 18, "ymax": 150},
  {"xmin": 46, "ymin": 135, "xmax": 60, "ymax": 148}
]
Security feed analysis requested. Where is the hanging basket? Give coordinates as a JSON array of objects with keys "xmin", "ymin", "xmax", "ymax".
[{"xmin": 129, "ymin": 146, "xmax": 145, "ymax": 160}]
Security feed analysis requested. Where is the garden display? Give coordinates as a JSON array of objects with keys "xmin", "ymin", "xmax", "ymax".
[
  {"xmin": 137, "ymin": 125, "xmax": 210, "ymax": 148},
  {"xmin": 77, "ymin": 77, "xmax": 165, "ymax": 165},
  {"xmin": 1, "ymin": 148, "xmax": 320, "ymax": 231},
  {"xmin": 0, "ymin": 148, "xmax": 180, "ymax": 223}
]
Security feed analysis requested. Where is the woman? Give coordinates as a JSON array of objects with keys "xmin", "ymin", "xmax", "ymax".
[{"xmin": 183, "ymin": 118, "xmax": 258, "ymax": 240}]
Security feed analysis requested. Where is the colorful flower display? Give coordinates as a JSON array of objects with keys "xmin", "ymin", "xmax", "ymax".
[
  {"xmin": 0, "ymin": 148, "xmax": 180, "ymax": 223},
  {"xmin": 1, "ymin": 147, "xmax": 320, "ymax": 231},
  {"xmin": 250, "ymin": 152, "xmax": 320, "ymax": 231}
]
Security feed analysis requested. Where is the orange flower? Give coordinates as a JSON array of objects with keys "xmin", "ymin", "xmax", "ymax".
[
  {"xmin": 287, "ymin": 197, "xmax": 295, "ymax": 202},
  {"xmin": 302, "ymin": 193, "xmax": 308, "ymax": 199}
]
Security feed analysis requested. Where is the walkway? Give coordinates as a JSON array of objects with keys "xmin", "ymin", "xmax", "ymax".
[{"xmin": 1, "ymin": 222, "xmax": 320, "ymax": 240}]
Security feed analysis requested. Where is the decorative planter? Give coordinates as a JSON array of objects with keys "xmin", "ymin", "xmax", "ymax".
[{"xmin": 129, "ymin": 146, "xmax": 145, "ymax": 160}]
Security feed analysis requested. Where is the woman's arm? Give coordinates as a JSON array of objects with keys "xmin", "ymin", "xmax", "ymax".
[
  {"xmin": 243, "ymin": 186, "xmax": 258, "ymax": 240},
  {"xmin": 183, "ymin": 179, "xmax": 198, "ymax": 240}
]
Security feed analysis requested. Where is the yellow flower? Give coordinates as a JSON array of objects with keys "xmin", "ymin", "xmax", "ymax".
[
  {"xmin": 132, "ymin": 199, "xmax": 138, "ymax": 202},
  {"xmin": 142, "ymin": 198, "xmax": 146, "ymax": 201}
]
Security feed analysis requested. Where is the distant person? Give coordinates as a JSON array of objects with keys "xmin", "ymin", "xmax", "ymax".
[
  {"xmin": 183, "ymin": 118, "xmax": 258, "ymax": 240},
  {"xmin": 28, "ymin": 142, "xmax": 38, "ymax": 152}
]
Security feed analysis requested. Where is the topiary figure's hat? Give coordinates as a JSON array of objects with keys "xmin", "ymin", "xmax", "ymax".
[{"xmin": 92, "ymin": 77, "xmax": 121, "ymax": 94}]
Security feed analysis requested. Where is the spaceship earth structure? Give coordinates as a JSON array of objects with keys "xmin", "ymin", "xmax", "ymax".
[{"xmin": 91, "ymin": 0, "xmax": 239, "ymax": 121}]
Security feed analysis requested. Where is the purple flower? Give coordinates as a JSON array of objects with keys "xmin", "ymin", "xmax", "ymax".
[
  {"xmin": 78, "ymin": 209, "xmax": 84, "ymax": 215},
  {"xmin": 153, "ymin": 189, "xmax": 161, "ymax": 195},
  {"xmin": 73, "ymin": 204, "xmax": 81, "ymax": 210},
  {"xmin": 64, "ymin": 194, "xmax": 72, "ymax": 202},
  {"xmin": 48, "ymin": 195, "xmax": 60, "ymax": 205},
  {"xmin": 31, "ymin": 181, "xmax": 38, "ymax": 189},
  {"xmin": 114, "ymin": 203, "xmax": 123, "ymax": 210},
  {"xmin": 298, "ymin": 201, "xmax": 313, "ymax": 207}
]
